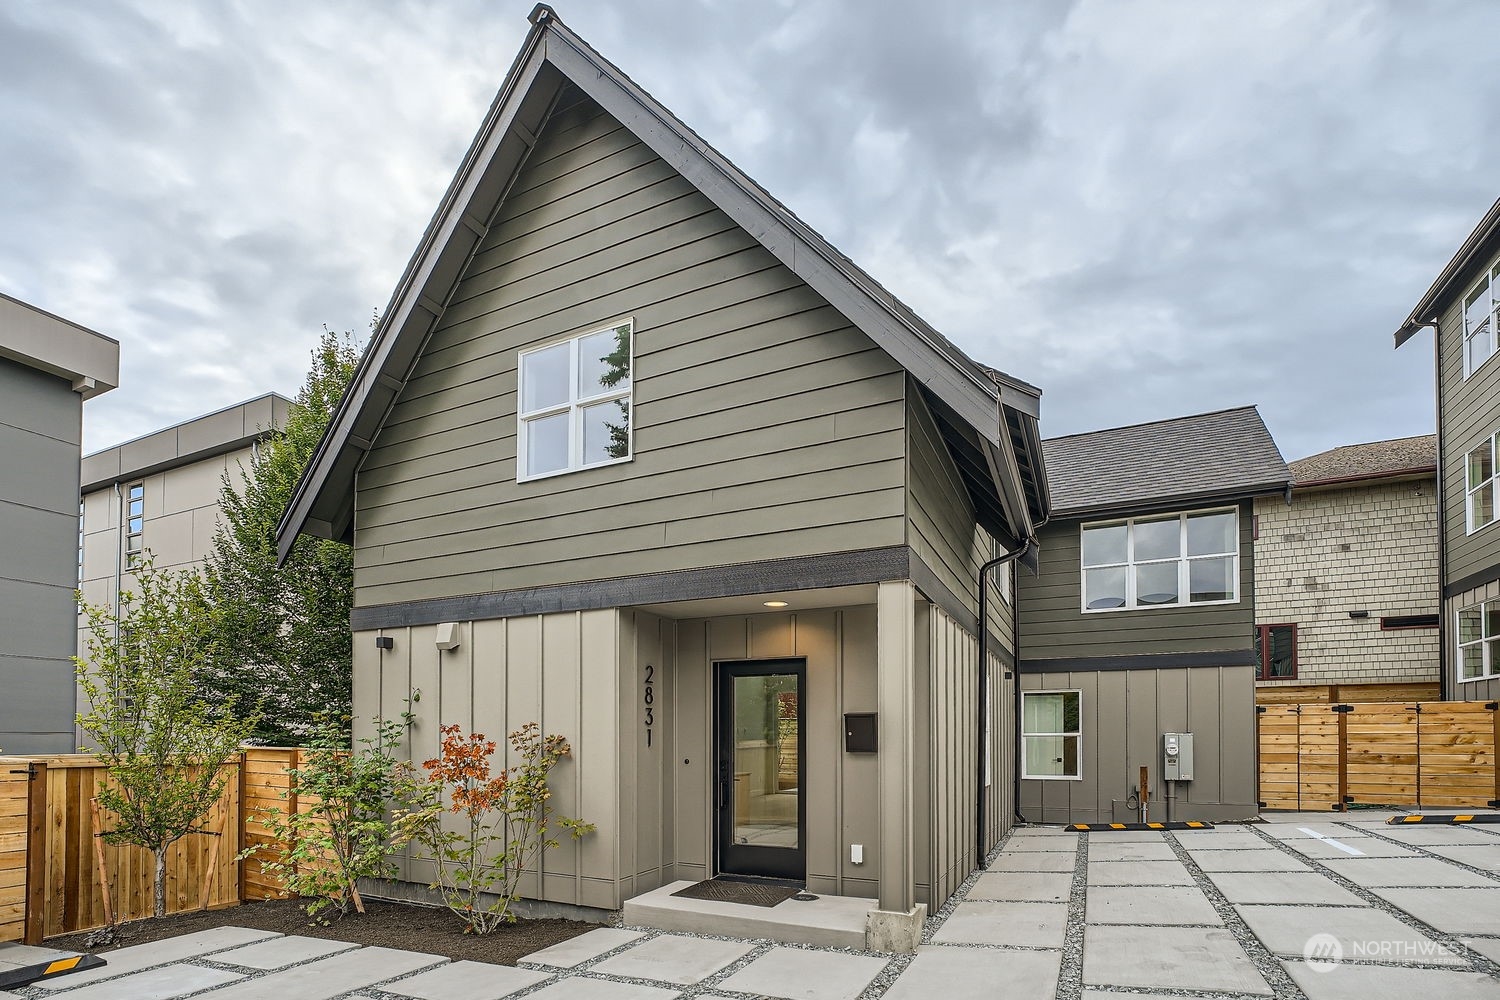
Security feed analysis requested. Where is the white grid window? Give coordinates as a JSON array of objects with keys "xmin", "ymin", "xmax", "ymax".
[
  {"xmin": 124, "ymin": 483, "xmax": 144, "ymax": 567},
  {"xmin": 1463, "ymin": 263, "xmax": 1500, "ymax": 378},
  {"xmin": 1080, "ymin": 508, "xmax": 1238, "ymax": 612},
  {"xmin": 517, "ymin": 321, "xmax": 633, "ymax": 481},
  {"xmin": 1456, "ymin": 601, "xmax": 1500, "ymax": 683},
  {"xmin": 1466, "ymin": 432, "xmax": 1500, "ymax": 534},
  {"xmin": 1022, "ymin": 690, "xmax": 1081, "ymax": 780}
]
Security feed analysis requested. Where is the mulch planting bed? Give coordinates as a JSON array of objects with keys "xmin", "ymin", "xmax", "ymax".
[{"xmin": 47, "ymin": 897, "xmax": 595, "ymax": 966}]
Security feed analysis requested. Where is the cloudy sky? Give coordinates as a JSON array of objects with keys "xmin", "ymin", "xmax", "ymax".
[{"xmin": 1, "ymin": 0, "xmax": 1492, "ymax": 460}]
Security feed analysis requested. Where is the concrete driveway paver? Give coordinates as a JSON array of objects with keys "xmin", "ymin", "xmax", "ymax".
[
  {"xmin": 519, "ymin": 979, "xmax": 680, "ymax": 1000},
  {"xmin": 1282, "ymin": 836, "xmax": 1418, "ymax": 859},
  {"xmin": 34, "ymin": 927, "xmax": 281, "ymax": 990},
  {"xmin": 1079, "ymin": 830, "xmax": 1171, "ymax": 843},
  {"xmin": 717, "ymin": 946, "xmax": 888, "ymax": 1000},
  {"xmin": 1085, "ymin": 885, "xmax": 1222, "ymax": 926},
  {"xmin": 1319, "ymin": 857, "xmax": 1499, "ymax": 888},
  {"xmin": 520, "ymin": 928, "xmax": 647, "ymax": 968},
  {"xmin": 1282, "ymin": 959, "xmax": 1500, "ymax": 1000},
  {"xmin": 1365, "ymin": 886, "xmax": 1500, "ymax": 936},
  {"xmin": 1346, "ymin": 824, "xmax": 1500, "ymax": 847},
  {"xmin": 966, "ymin": 871, "xmax": 1072, "ymax": 902},
  {"xmin": 1088, "ymin": 841, "xmax": 1178, "ymax": 862},
  {"xmin": 1205, "ymin": 871, "xmax": 1365, "ymax": 906},
  {"xmin": 33, "ymin": 964, "xmax": 243, "ymax": 1000},
  {"xmin": 592, "ymin": 934, "xmax": 756, "ymax": 985},
  {"xmin": 1463, "ymin": 937, "xmax": 1500, "ymax": 963},
  {"xmin": 882, "ymin": 945, "xmax": 1061, "ymax": 1000},
  {"xmin": 1086, "ymin": 861, "xmax": 1194, "ymax": 886},
  {"xmin": 1176, "ymin": 831, "xmax": 1269, "ymax": 850},
  {"xmin": 931, "ymin": 900, "xmax": 1068, "ymax": 948},
  {"xmin": 986, "ymin": 851, "xmax": 1076, "ymax": 872},
  {"xmin": 183, "ymin": 945, "xmax": 446, "ymax": 1000},
  {"xmin": 1189, "ymin": 849, "xmax": 1311, "ymax": 873},
  {"xmin": 1237, "ymin": 903, "xmax": 1464, "ymax": 966},
  {"xmin": 209, "ymin": 934, "xmax": 359, "ymax": 970},
  {"xmin": 1420, "ymin": 844, "xmax": 1500, "ymax": 869},
  {"xmin": 381, "ymin": 960, "xmax": 553, "ymax": 1000},
  {"xmin": 1082, "ymin": 925, "xmax": 1272, "ymax": 995}
]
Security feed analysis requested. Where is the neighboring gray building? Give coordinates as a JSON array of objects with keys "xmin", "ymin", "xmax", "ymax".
[
  {"xmin": 278, "ymin": 6, "xmax": 1048, "ymax": 951},
  {"xmin": 0, "ymin": 292, "xmax": 119, "ymax": 754},
  {"xmin": 1016, "ymin": 407, "xmax": 1290, "ymax": 825}
]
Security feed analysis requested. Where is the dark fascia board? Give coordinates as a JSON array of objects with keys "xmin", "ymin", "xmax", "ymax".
[
  {"xmin": 1291, "ymin": 465, "xmax": 1436, "ymax": 492},
  {"xmin": 1018, "ymin": 649, "xmax": 1257, "ymax": 673},
  {"xmin": 276, "ymin": 5, "xmax": 1044, "ymax": 562},
  {"xmin": 1395, "ymin": 197, "xmax": 1500, "ymax": 348},
  {"xmin": 1049, "ymin": 483, "xmax": 1285, "ymax": 523}
]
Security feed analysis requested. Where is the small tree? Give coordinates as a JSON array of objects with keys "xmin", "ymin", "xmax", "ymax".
[
  {"xmin": 76, "ymin": 556, "xmax": 260, "ymax": 919},
  {"xmin": 244, "ymin": 717, "xmax": 404, "ymax": 921},
  {"xmin": 393, "ymin": 723, "xmax": 594, "ymax": 933}
]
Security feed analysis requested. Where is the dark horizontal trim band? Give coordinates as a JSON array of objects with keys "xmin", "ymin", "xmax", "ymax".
[
  {"xmin": 1017, "ymin": 648, "xmax": 1257, "ymax": 673},
  {"xmin": 1444, "ymin": 562, "xmax": 1500, "ymax": 600},
  {"xmin": 351, "ymin": 545, "xmax": 913, "ymax": 630}
]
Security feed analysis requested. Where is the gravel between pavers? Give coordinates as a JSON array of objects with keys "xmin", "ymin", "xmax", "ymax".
[
  {"xmin": 1247, "ymin": 822, "xmax": 1500, "ymax": 978},
  {"xmin": 1053, "ymin": 831, "xmax": 1087, "ymax": 1000}
]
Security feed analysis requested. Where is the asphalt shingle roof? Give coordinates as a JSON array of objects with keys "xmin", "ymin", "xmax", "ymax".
[
  {"xmin": 1043, "ymin": 406, "xmax": 1289, "ymax": 518},
  {"xmin": 1289, "ymin": 434, "xmax": 1436, "ymax": 486}
]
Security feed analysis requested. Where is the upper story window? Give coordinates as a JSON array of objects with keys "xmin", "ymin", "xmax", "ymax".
[
  {"xmin": 1462, "ymin": 263, "xmax": 1500, "ymax": 378},
  {"xmin": 1255, "ymin": 623, "xmax": 1297, "ymax": 680},
  {"xmin": 124, "ymin": 483, "xmax": 144, "ymax": 567},
  {"xmin": 1457, "ymin": 600, "xmax": 1500, "ymax": 683},
  {"xmin": 517, "ymin": 321, "xmax": 633, "ymax": 481},
  {"xmin": 1466, "ymin": 431, "xmax": 1500, "ymax": 533},
  {"xmin": 1080, "ymin": 508, "xmax": 1238, "ymax": 612}
]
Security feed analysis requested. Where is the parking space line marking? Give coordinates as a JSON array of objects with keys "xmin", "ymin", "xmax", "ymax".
[{"xmin": 1297, "ymin": 827, "xmax": 1365, "ymax": 855}]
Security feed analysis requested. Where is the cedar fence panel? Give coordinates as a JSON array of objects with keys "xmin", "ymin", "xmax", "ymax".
[
  {"xmin": 0, "ymin": 766, "xmax": 29, "ymax": 942},
  {"xmin": 1257, "ymin": 701, "xmax": 1500, "ymax": 811}
]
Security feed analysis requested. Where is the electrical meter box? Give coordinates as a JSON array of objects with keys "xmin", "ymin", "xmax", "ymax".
[{"xmin": 1162, "ymin": 732, "xmax": 1194, "ymax": 781}]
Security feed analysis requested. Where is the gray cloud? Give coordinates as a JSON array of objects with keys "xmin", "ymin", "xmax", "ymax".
[{"xmin": 0, "ymin": 0, "xmax": 1488, "ymax": 461}]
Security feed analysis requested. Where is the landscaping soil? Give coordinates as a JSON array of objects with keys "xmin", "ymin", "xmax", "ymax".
[{"xmin": 46, "ymin": 897, "xmax": 595, "ymax": 966}]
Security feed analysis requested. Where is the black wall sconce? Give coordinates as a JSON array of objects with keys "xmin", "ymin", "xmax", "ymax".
[
  {"xmin": 1347, "ymin": 610, "xmax": 1369, "ymax": 620},
  {"xmin": 375, "ymin": 636, "xmax": 394, "ymax": 649}
]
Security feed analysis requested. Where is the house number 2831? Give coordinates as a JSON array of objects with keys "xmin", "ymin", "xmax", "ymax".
[{"xmin": 643, "ymin": 664, "xmax": 655, "ymax": 747}]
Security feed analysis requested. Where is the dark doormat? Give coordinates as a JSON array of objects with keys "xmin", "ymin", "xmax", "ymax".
[{"xmin": 671, "ymin": 877, "xmax": 803, "ymax": 907}]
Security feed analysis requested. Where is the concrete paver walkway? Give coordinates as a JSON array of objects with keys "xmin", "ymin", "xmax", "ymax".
[{"xmin": 13, "ymin": 813, "xmax": 1499, "ymax": 1000}]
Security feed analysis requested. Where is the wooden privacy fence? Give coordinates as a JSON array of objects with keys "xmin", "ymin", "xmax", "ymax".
[
  {"xmin": 0, "ymin": 749, "xmax": 308, "ymax": 943},
  {"xmin": 1259, "ymin": 701, "xmax": 1500, "ymax": 811}
]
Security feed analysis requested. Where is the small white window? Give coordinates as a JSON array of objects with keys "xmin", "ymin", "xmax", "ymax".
[
  {"xmin": 1080, "ymin": 508, "xmax": 1238, "ymax": 612},
  {"xmin": 1456, "ymin": 601, "xmax": 1500, "ymax": 683},
  {"xmin": 1462, "ymin": 263, "xmax": 1500, "ymax": 378},
  {"xmin": 517, "ymin": 321, "xmax": 633, "ymax": 481},
  {"xmin": 1466, "ymin": 432, "xmax": 1500, "ymax": 534},
  {"xmin": 1022, "ymin": 690, "xmax": 1081, "ymax": 780}
]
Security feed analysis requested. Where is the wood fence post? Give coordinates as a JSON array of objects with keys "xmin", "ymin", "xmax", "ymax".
[
  {"xmin": 236, "ymin": 752, "xmax": 247, "ymax": 904},
  {"xmin": 1491, "ymin": 702, "xmax": 1499, "ymax": 810},
  {"xmin": 23, "ymin": 763, "xmax": 47, "ymax": 946},
  {"xmin": 1335, "ymin": 705, "xmax": 1349, "ymax": 813},
  {"xmin": 288, "ymin": 751, "xmax": 299, "ymax": 890}
]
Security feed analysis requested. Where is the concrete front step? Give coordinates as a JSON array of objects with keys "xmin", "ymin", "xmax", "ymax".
[{"xmin": 622, "ymin": 880, "xmax": 874, "ymax": 949}]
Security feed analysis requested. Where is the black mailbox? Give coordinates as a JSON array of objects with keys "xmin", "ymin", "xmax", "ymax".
[{"xmin": 844, "ymin": 713, "xmax": 878, "ymax": 753}]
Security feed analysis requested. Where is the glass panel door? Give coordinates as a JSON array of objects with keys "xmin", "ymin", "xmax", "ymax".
[{"xmin": 716, "ymin": 660, "xmax": 805, "ymax": 880}]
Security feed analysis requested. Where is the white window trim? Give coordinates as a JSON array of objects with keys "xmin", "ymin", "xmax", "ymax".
[
  {"xmin": 1465, "ymin": 431, "xmax": 1500, "ymax": 534},
  {"xmin": 1461, "ymin": 261, "xmax": 1500, "ymax": 380},
  {"xmin": 516, "ymin": 319, "xmax": 634, "ymax": 483},
  {"xmin": 1079, "ymin": 507, "xmax": 1240, "ymax": 614},
  {"xmin": 1455, "ymin": 600, "xmax": 1500, "ymax": 684},
  {"xmin": 124, "ymin": 482, "xmax": 144, "ymax": 567},
  {"xmin": 1020, "ymin": 689, "xmax": 1082, "ymax": 781}
]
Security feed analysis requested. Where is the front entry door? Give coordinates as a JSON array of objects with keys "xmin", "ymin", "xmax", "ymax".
[{"xmin": 715, "ymin": 659, "xmax": 806, "ymax": 880}]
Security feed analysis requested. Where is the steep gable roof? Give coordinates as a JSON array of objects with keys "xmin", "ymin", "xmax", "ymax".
[
  {"xmin": 1288, "ymin": 434, "xmax": 1435, "ymax": 488},
  {"xmin": 1043, "ymin": 406, "xmax": 1289, "ymax": 519},
  {"xmin": 276, "ymin": 4, "xmax": 1047, "ymax": 561}
]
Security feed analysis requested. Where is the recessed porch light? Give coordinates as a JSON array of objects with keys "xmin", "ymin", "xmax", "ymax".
[{"xmin": 763, "ymin": 601, "xmax": 789, "ymax": 608}]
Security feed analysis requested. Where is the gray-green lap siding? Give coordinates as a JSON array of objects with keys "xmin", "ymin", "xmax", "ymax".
[
  {"xmin": 0, "ymin": 357, "xmax": 82, "ymax": 753},
  {"xmin": 353, "ymin": 92, "xmax": 908, "ymax": 610},
  {"xmin": 1440, "ymin": 288, "xmax": 1500, "ymax": 589}
]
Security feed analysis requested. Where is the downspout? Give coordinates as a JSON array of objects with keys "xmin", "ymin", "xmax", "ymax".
[
  {"xmin": 1432, "ymin": 317, "xmax": 1448, "ymax": 701},
  {"xmin": 977, "ymin": 539, "xmax": 1031, "ymax": 862}
]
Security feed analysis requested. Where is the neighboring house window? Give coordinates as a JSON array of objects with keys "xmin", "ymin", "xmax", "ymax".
[
  {"xmin": 1456, "ymin": 601, "xmax": 1500, "ymax": 683},
  {"xmin": 1255, "ymin": 624, "xmax": 1297, "ymax": 680},
  {"xmin": 517, "ymin": 321, "xmax": 633, "ymax": 481},
  {"xmin": 1021, "ymin": 690, "xmax": 1081, "ymax": 780},
  {"xmin": 124, "ymin": 483, "xmax": 144, "ymax": 566},
  {"xmin": 1462, "ymin": 262, "xmax": 1500, "ymax": 378},
  {"xmin": 1080, "ymin": 508, "xmax": 1238, "ymax": 611},
  {"xmin": 1466, "ymin": 432, "xmax": 1500, "ymax": 533}
]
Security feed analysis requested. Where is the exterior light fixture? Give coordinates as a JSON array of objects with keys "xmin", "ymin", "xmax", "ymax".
[
  {"xmin": 1348, "ymin": 610, "xmax": 1369, "ymax": 619},
  {"xmin": 375, "ymin": 636, "xmax": 394, "ymax": 649},
  {"xmin": 763, "ymin": 601, "xmax": 789, "ymax": 608}
]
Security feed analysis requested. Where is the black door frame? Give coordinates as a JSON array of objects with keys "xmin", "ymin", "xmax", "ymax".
[{"xmin": 714, "ymin": 657, "xmax": 807, "ymax": 881}]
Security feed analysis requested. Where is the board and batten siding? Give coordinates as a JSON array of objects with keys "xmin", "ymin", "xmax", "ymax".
[
  {"xmin": 1017, "ymin": 501, "xmax": 1256, "ymax": 662},
  {"xmin": 353, "ymin": 88, "xmax": 907, "ymax": 609},
  {"xmin": 1018, "ymin": 666, "xmax": 1258, "ymax": 825},
  {"xmin": 1438, "ymin": 275, "xmax": 1500, "ymax": 588}
]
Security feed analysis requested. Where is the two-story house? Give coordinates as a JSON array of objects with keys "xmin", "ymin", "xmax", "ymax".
[
  {"xmin": 1015, "ymin": 407, "xmax": 1289, "ymax": 826},
  {"xmin": 1396, "ymin": 197, "xmax": 1500, "ymax": 701},
  {"xmin": 276, "ymin": 6, "xmax": 1048, "ymax": 951},
  {"xmin": 1253, "ymin": 435, "xmax": 1439, "ymax": 704},
  {"xmin": 0, "ymin": 292, "xmax": 118, "ymax": 754}
]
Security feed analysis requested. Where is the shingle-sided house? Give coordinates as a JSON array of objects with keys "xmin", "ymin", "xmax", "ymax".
[
  {"xmin": 1396, "ymin": 197, "xmax": 1500, "ymax": 701},
  {"xmin": 1253, "ymin": 435, "xmax": 1439, "ymax": 703},
  {"xmin": 277, "ymin": 6, "xmax": 1047, "ymax": 948},
  {"xmin": 1015, "ymin": 407, "xmax": 1289, "ymax": 825}
]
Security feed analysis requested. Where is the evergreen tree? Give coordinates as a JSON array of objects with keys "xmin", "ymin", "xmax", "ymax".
[{"xmin": 201, "ymin": 328, "xmax": 361, "ymax": 744}]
